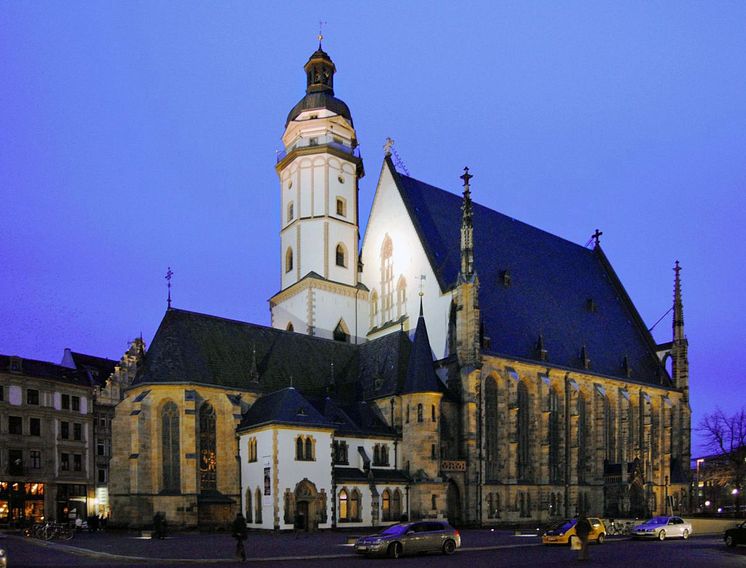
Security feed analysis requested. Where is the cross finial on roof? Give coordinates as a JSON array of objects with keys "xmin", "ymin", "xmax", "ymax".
[
  {"xmin": 674, "ymin": 259, "xmax": 681, "ymax": 276},
  {"xmin": 165, "ymin": 267, "xmax": 174, "ymax": 309},
  {"xmin": 384, "ymin": 137, "xmax": 394, "ymax": 156},
  {"xmin": 592, "ymin": 229, "xmax": 603, "ymax": 247},
  {"xmin": 318, "ymin": 20, "xmax": 327, "ymax": 47},
  {"xmin": 460, "ymin": 166, "xmax": 473, "ymax": 188},
  {"xmin": 416, "ymin": 274, "xmax": 426, "ymax": 298}
]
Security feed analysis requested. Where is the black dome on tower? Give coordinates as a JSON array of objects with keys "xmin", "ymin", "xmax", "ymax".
[{"xmin": 286, "ymin": 47, "xmax": 353, "ymax": 126}]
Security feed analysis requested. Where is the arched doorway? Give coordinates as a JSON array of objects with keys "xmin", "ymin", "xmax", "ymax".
[
  {"xmin": 294, "ymin": 479, "xmax": 319, "ymax": 532},
  {"xmin": 446, "ymin": 480, "xmax": 461, "ymax": 527}
]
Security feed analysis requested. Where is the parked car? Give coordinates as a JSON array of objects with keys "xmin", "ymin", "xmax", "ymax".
[
  {"xmin": 542, "ymin": 518, "xmax": 606, "ymax": 545},
  {"xmin": 632, "ymin": 516, "xmax": 692, "ymax": 540},
  {"xmin": 724, "ymin": 520, "xmax": 746, "ymax": 547},
  {"xmin": 354, "ymin": 521, "xmax": 461, "ymax": 558}
]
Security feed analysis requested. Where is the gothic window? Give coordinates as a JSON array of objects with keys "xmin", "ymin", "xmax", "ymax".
[
  {"xmin": 487, "ymin": 493, "xmax": 494, "ymax": 518},
  {"xmin": 380, "ymin": 235, "xmax": 394, "ymax": 321},
  {"xmin": 287, "ymin": 202, "xmax": 294, "ymax": 222},
  {"xmin": 373, "ymin": 444, "xmax": 381, "ymax": 465},
  {"xmin": 333, "ymin": 320, "xmax": 350, "ymax": 343},
  {"xmin": 296, "ymin": 437, "xmax": 304, "ymax": 460},
  {"xmin": 417, "ymin": 403, "xmax": 423, "ymax": 423},
  {"xmin": 604, "ymin": 395, "xmax": 615, "ymax": 462},
  {"xmin": 485, "ymin": 377, "xmax": 499, "ymax": 480},
  {"xmin": 577, "ymin": 394, "xmax": 587, "ymax": 484},
  {"xmin": 392, "ymin": 489, "xmax": 402, "ymax": 520},
  {"xmin": 285, "ymin": 247, "xmax": 293, "ymax": 273},
  {"xmin": 335, "ymin": 243, "xmax": 346, "ymax": 267},
  {"xmin": 334, "ymin": 440, "xmax": 348, "ymax": 464},
  {"xmin": 336, "ymin": 197, "xmax": 346, "ymax": 217},
  {"xmin": 350, "ymin": 489, "xmax": 361, "ymax": 520},
  {"xmin": 382, "ymin": 489, "xmax": 391, "ymax": 521},
  {"xmin": 487, "ymin": 493, "xmax": 501, "ymax": 518},
  {"xmin": 198, "ymin": 402, "xmax": 217, "ymax": 492},
  {"xmin": 245, "ymin": 488, "xmax": 252, "ymax": 523},
  {"xmin": 286, "ymin": 322, "xmax": 294, "ymax": 332},
  {"xmin": 548, "ymin": 388, "xmax": 561, "ymax": 484},
  {"xmin": 381, "ymin": 444, "xmax": 389, "ymax": 466},
  {"xmin": 247, "ymin": 438, "xmax": 257, "ymax": 463},
  {"xmin": 396, "ymin": 275, "xmax": 407, "ymax": 318},
  {"xmin": 162, "ymin": 401, "xmax": 181, "ymax": 493},
  {"xmin": 370, "ymin": 290, "xmax": 379, "ymax": 328},
  {"xmin": 339, "ymin": 489, "xmax": 349, "ymax": 521},
  {"xmin": 431, "ymin": 404, "xmax": 436, "ymax": 422},
  {"xmin": 255, "ymin": 487, "xmax": 262, "ymax": 523},
  {"xmin": 305, "ymin": 437, "xmax": 314, "ymax": 460},
  {"xmin": 517, "ymin": 381, "xmax": 530, "ymax": 482}
]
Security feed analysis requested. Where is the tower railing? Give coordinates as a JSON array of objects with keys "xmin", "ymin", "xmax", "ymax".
[{"xmin": 276, "ymin": 141, "xmax": 360, "ymax": 163}]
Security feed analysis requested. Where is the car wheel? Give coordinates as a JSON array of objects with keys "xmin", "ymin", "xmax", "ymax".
[
  {"xmin": 682, "ymin": 529, "xmax": 689, "ymax": 540},
  {"xmin": 443, "ymin": 539, "xmax": 456, "ymax": 555},
  {"xmin": 597, "ymin": 533, "xmax": 605, "ymax": 545},
  {"xmin": 388, "ymin": 542, "xmax": 402, "ymax": 559},
  {"xmin": 658, "ymin": 530, "xmax": 666, "ymax": 541},
  {"xmin": 725, "ymin": 535, "xmax": 735, "ymax": 547},
  {"xmin": 569, "ymin": 535, "xmax": 579, "ymax": 548}
]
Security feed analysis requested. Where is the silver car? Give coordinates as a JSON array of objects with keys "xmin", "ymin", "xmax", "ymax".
[
  {"xmin": 632, "ymin": 516, "xmax": 693, "ymax": 541},
  {"xmin": 354, "ymin": 521, "xmax": 461, "ymax": 558}
]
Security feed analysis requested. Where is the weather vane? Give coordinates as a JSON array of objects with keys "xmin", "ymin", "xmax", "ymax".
[
  {"xmin": 417, "ymin": 274, "xmax": 427, "ymax": 297},
  {"xmin": 165, "ymin": 266, "xmax": 173, "ymax": 309},
  {"xmin": 318, "ymin": 20, "xmax": 327, "ymax": 46}
]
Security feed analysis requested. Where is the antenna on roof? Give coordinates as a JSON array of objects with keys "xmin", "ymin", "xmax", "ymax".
[{"xmin": 165, "ymin": 267, "xmax": 174, "ymax": 309}]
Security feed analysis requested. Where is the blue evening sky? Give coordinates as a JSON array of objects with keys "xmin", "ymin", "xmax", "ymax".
[{"xmin": 1, "ymin": 2, "xmax": 744, "ymax": 455}]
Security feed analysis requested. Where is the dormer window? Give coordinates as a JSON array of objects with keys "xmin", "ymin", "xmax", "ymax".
[
  {"xmin": 586, "ymin": 298, "xmax": 597, "ymax": 313},
  {"xmin": 501, "ymin": 270, "xmax": 512, "ymax": 287},
  {"xmin": 309, "ymin": 137, "xmax": 319, "ymax": 146}
]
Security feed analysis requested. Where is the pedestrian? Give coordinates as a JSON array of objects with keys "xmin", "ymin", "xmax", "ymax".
[
  {"xmin": 575, "ymin": 514, "xmax": 592, "ymax": 561},
  {"xmin": 231, "ymin": 512, "xmax": 248, "ymax": 561},
  {"xmin": 153, "ymin": 512, "xmax": 163, "ymax": 540}
]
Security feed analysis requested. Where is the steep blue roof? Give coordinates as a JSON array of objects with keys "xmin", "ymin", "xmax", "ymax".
[
  {"xmin": 238, "ymin": 387, "xmax": 334, "ymax": 430},
  {"xmin": 389, "ymin": 159, "xmax": 669, "ymax": 385},
  {"xmin": 401, "ymin": 305, "xmax": 448, "ymax": 394}
]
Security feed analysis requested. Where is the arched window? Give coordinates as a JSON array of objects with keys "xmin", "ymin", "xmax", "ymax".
[
  {"xmin": 286, "ymin": 322, "xmax": 294, "ymax": 332},
  {"xmin": 336, "ymin": 197, "xmax": 346, "ymax": 217},
  {"xmin": 350, "ymin": 489, "xmax": 361, "ymax": 521},
  {"xmin": 381, "ymin": 489, "xmax": 391, "ymax": 521},
  {"xmin": 392, "ymin": 489, "xmax": 402, "ymax": 520},
  {"xmin": 577, "ymin": 394, "xmax": 587, "ymax": 484},
  {"xmin": 162, "ymin": 401, "xmax": 180, "ymax": 493},
  {"xmin": 255, "ymin": 487, "xmax": 262, "ymax": 523},
  {"xmin": 335, "ymin": 243, "xmax": 346, "ymax": 267},
  {"xmin": 604, "ymin": 395, "xmax": 615, "ymax": 462},
  {"xmin": 548, "ymin": 388, "xmax": 561, "ymax": 483},
  {"xmin": 417, "ymin": 404, "xmax": 423, "ymax": 423},
  {"xmin": 304, "ymin": 437, "xmax": 314, "ymax": 461},
  {"xmin": 373, "ymin": 444, "xmax": 380, "ymax": 465},
  {"xmin": 485, "ymin": 377, "xmax": 499, "ymax": 480},
  {"xmin": 245, "ymin": 488, "xmax": 253, "ymax": 523},
  {"xmin": 287, "ymin": 201, "xmax": 294, "ymax": 222},
  {"xmin": 285, "ymin": 248, "xmax": 293, "ymax": 273},
  {"xmin": 381, "ymin": 445, "xmax": 389, "ymax": 466},
  {"xmin": 339, "ymin": 489, "xmax": 349, "ymax": 521},
  {"xmin": 431, "ymin": 404, "xmax": 436, "ymax": 422},
  {"xmin": 517, "ymin": 382, "xmax": 530, "ymax": 482},
  {"xmin": 396, "ymin": 275, "xmax": 407, "ymax": 318},
  {"xmin": 296, "ymin": 437, "xmax": 304, "ymax": 461},
  {"xmin": 370, "ymin": 290, "xmax": 379, "ymax": 328},
  {"xmin": 380, "ymin": 235, "xmax": 394, "ymax": 321},
  {"xmin": 198, "ymin": 402, "xmax": 217, "ymax": 491},
  {"xmin": 333, "ymin": 320, "xmax": 350, "ymax": 343}
]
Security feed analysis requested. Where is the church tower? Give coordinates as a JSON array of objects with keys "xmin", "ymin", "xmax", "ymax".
[{"xmin": 270, "ymin": 45, "xmax": 367, "ymax": 341}]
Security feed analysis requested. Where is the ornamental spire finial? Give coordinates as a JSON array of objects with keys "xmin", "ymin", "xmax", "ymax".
[
  {"xmin": 459, "ymin": 167, "xmax": 475, "ymax": 281},
  {"xmin": 165, "ymin": 267, "xmax": 173, "ymax": 309},
  {"xmin": 318, "ymin": 20, "xmax": 327, "ymax": 48}
]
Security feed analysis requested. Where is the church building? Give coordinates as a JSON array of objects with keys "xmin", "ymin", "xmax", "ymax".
[{"xmin": 109, "ymin": 45, "xmax": 691, "ymax": 529}]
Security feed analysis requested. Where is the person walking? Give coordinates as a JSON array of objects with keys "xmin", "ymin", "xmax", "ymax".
[
  {"xmin": 575, "ymin": 514, "xmax": 592, "ymax": 561},
  {"xmin": 231, "ymin": 512, "xmax": 248, "ymax": 561}
]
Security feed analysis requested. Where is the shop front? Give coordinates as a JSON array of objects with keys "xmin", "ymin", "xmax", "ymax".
[
  {"xmin": 0, "ymin": 481, "xmax": 46, "ymax": 526},
  {"xmin": 56, "ymin": 484, "xmax": 88, "ymax": 524}
]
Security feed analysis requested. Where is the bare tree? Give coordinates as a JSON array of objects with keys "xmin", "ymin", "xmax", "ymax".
[{"xmin": 698, "ymin": 407, "xmax": 746, "ymax": 514}]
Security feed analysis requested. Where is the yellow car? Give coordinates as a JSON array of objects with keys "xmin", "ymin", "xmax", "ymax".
[{"xmin": 542, "ymin": 518, "xmax": 606, "ymax": 546}]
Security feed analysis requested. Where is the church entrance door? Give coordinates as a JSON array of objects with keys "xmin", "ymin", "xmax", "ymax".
[
  {"xmin": 296, "ymin": 500, "xmax": 309, "ymax": 531},
  {"xmin": 446, "ymin": 480, "xmax": 461, "ymax": 527},
  {"xmin": 294, "ymin": 479, "xmax": 318, "ymax": 532}
]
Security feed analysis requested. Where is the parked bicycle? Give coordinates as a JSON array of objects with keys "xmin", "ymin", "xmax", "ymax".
[{"xmin": 23, "ymin": 522, "xmax": 74, "ymax": 541}]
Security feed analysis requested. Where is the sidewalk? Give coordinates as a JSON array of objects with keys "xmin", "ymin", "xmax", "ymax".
[{"xmin": 10, "ymin": 528, "xmax": 543, "ymax": 562}]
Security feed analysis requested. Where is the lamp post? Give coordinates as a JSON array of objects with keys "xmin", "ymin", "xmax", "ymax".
[{"xmin": 695, "ymin": 458, "xmax": 704, "ymax": 512}]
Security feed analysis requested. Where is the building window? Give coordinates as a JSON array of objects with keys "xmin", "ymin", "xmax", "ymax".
[
  {"xmin": 350, "ymin": 489, "xmax": 361, "ymax": 521},
  {"xmin": 392, "ymin": 489, "xmax": 402, "ymax": 520},
  {"xmin": 30, "ymin": 418, "xmax": 41, "ymax": 436},
  {"xmin": 295, "ymin": 435, "xmax": 315, "ymax": 461},
  {"xmin": 287, "ymin": 202, "xmax": 294, "ymax": 222},
  {"xmin": 30, "ymin": 450, "xmax": 41, "ymax": 469},
  {"xmin": 517, "ymin": 381, "xmax": 530, "ymax": 482},
  {"xmin": 335, "ymin": 243, "xmax": 346, "ymax": 267},
  {"xmin": 198, "ymin": 402, "xmax": 217, "ymax": 491},
  {"xmin": 73, "ymin": 423, "xmax": 82, "ymax": 441},
  {"xmin": 60, "ymin": 421, "xmax": 69, "ymax": 439},
  {"xmin": 577, "ymin": 394, "xmax": 587, "ymax": 484},
  {"xmin": 431, "ymin": 404, "xmax": 436, "ymax": 422},
  {"xmin": 381, "ymin": 489, "xmax": 391, "ymax": 521},
  {"xmin": 97, "ymin": 441, "xmax": 105, "ymax": 456},
  {"xmin": 406, "ymin": 405, "xmax": 410, "ymax": 423},
  {"xmin": 335, "ymin": 440, "xmax": 348, "ymax": 464},
  {"xmin": 396, "ymin": 276, "xmax": 407, "ymax": 318},
  {"xmin": 431, "ymin": 494, "xmax": 437, "ymax": 510},
  {"xmin": 339, "ymin": 489, "xmax": 349, "ymax": 521},
  {"xmin": 333, "ymin": 320, "xmax": 350, "ymax": 343},
  {"xmin": 98, "ymin": 468, "xmax": 107, "ymax": 483},
  {"xmin": 255, "ymin": 487, "xmax": 262, "ymax": 523},
  {"xmin": 285, "ymin": 248, "xmax": 294, "ymax": 273},
  {"xmin": 485, "ymin": 377, "xmax": 499, "ymax": 480},
  {"xmin": 62, "ymin": 394, "xmax": 70, "ymax": 410},
  {"xmin": 61, "ymin": 453, "xmax": 70, "ymax": 471},
  {"xmin": 417, "ymin": 404, "xmax": 423, "ymax": 423},
  {"xmin": 487, "ymin": 492, "xmax": 501, "ymax": 518},
  {"xmin": 604, "ymin": 395, "xmax": 615, "ymax": 462},
  {"xmin": 8, "ymin": 416, "xmax": 22, "ymax": 435},
  {"xmin": 245, "ymin": 488, "xmax": 253, "ymax": 523},
  {"xmin": 248, "ymin": 438, "xmax": 257, "ymax": 462},
  {"xmin": 296, "ymin": 437, "xmax": 304, "ymax": 460},
  {"xmin": 336, "ymin": 197, "xmax": 346, "ymax": 217},
  {"xmin": 431, "ymin": 444, "xmax": 437, "ymax": 460},
  {"xmin": 8, "ymin": 449, "xmax": 23, "ymax": 475},
  {"xmin": 162, "ymin": 401, "xmax": 181, "ymax": 493},
  {"xmin": 370, "ymin": 290, "xmax": 379, "ymax": 328},
  {"xmin": 73, "ymin": 454, "xmax": 82, "ymax": 471},
  {"xmin": 27, "ymin": 389, "xmax": 39, "ymax": 405},
  {"xmin": 0, "ymin": 385, "xmax": 4, "ymax": 401},
  {"xmin": 304, "ymin": 437, "xmax": 314, "ymax": 461},
  {"xmin": 72, "ymin": 396, "xmax": 80, "ymax": 411},
  {"xmin": 380, "ymin": 235, "xmax": 394, "ymax": 321},
  {"xmin": 548, "ymin": 388, "xmax": 561, "ymax": 484}
]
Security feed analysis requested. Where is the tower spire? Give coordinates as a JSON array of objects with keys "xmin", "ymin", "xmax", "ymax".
[
  {"xmin": 671, "ymin": 260, "xmax": 689, "ymax": 399},
  {"xmin": 458, "ymin": 167, "xmax": 475, "ymax": 282},
  {"xmin": 673, "ymin": 260, "xmax": 684, "ymax": 340}
]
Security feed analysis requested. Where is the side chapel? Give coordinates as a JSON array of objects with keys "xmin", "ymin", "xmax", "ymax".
[{"xmin": 109, "ymin": 45, "xmax": 691, "ymax": 529}]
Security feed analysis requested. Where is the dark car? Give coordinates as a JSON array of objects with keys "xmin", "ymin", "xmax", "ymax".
[
  {"xmin": 724, "ymin": 520, "xmax": 746, "ymax": 547},
  {"xmin": 354, "ymin": 521, "xmax": 461, "ymax": 558}
]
